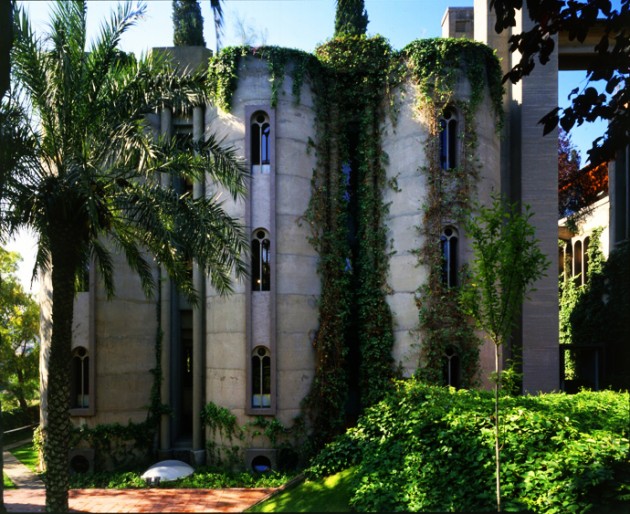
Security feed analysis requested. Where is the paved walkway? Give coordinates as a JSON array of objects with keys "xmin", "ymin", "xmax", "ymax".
[{"xmin": 3, "ymin": 446, "xmax": 277, "ymax": 512}]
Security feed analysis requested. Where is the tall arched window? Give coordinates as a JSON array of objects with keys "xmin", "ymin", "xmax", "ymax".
[
  {"xmin": 251, "ymin": 346, "xmax": 271, "ymax": 408},
  {"xmin": 251, "ymin": 111, "xmax": 271, "ymax": 174},
  {"xmin": 71, "ymin": 347, "xmax": 90, "ymax": 409},
  {"xmin": 439, "ymin": 107, "xmax": 458, "ymax": 170},
  {"xmin": 252, "ymin": 229, "xmax": 271, "ymax": 291},
  {"xmin": 442, "ymin": 346, "xmax": 461, "ymax": 388},
  {"xmin": 440, "ymin": 226, "xmax": 459, "ymax": 288}
]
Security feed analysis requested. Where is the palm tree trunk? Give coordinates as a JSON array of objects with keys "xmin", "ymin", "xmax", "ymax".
[{"xmin": 44, "ymin": 230, "xmax": 79, "ymax": 513}]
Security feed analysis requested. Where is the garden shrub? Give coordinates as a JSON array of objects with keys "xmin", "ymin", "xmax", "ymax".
[{"xmin": 307, "ymin": 381, "xmax": 629, "ymax": 513}]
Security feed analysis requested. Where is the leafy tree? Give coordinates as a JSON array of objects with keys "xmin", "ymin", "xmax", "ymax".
[
  {"xmin": 0, "ymin": 248, "xmax": 40, "ymax": 412},
  {"xmin": 460, "ymin": 197, "xmax": 549, "ymax": 512},
  {"xmin": 3, "ymin": 1, "xmax": 247, "ymax": 511},
  {"xmin": 210, "ymin": 0, "xmax": 224, "ymax": 53},
  {"xmin": 0, "ymin": 0, "xmax": 12, "ymax": 100},
  {"xmin": 490, "ymin": 0, "xmax": 629, "ymax": 165},
  {"xmin": 173, "ymin": 0, "xmax": 206, "ymax": 47},
  {"xmin": 558, "ymin": 128, "xmax": 582, "ymax": 218},
  {"xmin": 334, "ymin": 0, "xmax": 369, "ymax": 37}
]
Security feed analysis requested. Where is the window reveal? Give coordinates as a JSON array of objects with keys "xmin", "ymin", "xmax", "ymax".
[
  {"xmin": 252, "ymin": 346, "xmax": 271, "ymax": 408},
  {"xmin": 252, "ymin": 229, "xmax": 271, "ymax": 291}
]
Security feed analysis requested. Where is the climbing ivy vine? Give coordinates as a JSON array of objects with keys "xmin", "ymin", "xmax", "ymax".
[
  {"xmin": 402, "ymin": 38, "xmax": 504, "ymax": 388},
  {"xmin": 206, "ymin": 36, "xmax": 505, "ymax": 447}
]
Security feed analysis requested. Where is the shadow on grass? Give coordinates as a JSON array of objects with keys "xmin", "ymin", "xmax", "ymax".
[{"xmin": 248, "ymin": 468, "xmax": 355, "ymax": 513}]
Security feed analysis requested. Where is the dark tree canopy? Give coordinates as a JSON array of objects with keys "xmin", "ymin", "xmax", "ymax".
[
  {"xmin": 335, "ymin": 0, "xmax": 369, "ymax": 37},
  {"xmin": 490, "ymin": 0, "xmax": 629, "ymax": 164},
  {"xmin": 173, "ymin": 0, "xmax": 206, "ymax": 47},
  {"xmin": 558, "ymin": 128, "xmax": 608, "ymax": 218},
  {"xmin": 0, "ymin": 0, "xmax": 13, "ymax": 99}
]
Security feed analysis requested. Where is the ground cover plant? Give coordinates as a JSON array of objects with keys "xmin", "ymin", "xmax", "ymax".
[
  {"xmin": 308, "ymin": 381, "xmax": 630, "ymax": 513},
  {"xmin": 66, "ymin": 467, "xmax": 294, "ymax": 490},
  {"xmin": 9, "ymin": 442, "xmax": 294, "ymax": 490}
]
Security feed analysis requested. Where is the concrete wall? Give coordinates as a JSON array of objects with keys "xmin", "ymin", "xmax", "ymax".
[
  {"xmin": 205, "ymin": 57, "xmax": 319, "ymax": 429},
  {"xmin": 382, "ymin": 68, "xmax": 501, "ymax": 381}
]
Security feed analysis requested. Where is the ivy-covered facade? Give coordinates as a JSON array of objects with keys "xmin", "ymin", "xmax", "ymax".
[{"xmin": 45, "ymin": 5, "xmax": 570, "ymax": 471}]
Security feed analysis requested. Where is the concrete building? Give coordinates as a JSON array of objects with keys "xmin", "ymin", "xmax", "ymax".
[{"xmin": 40, "ymin": 2, "xmax": 628, "ymax": 470}]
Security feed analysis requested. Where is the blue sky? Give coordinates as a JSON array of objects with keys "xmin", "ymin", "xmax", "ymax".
[{"xmin": 9, "ymin": 0, "xmax": 605, "ymax": 289}]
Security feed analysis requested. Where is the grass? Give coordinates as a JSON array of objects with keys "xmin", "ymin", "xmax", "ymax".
[
  {"xmin": 10, "ymin": 443, "xmax": 38, "ymax": 473},
  {"xmin": 3, "ymin": 472, "xmax": 16, "ymax": 489},
  {"xmin": 247, "ymin": 468, "xmax": 355, "ymax": 512}
]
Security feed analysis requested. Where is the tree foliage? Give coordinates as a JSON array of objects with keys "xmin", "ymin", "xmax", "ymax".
[
  {"xmin": 172, "ymin": 0, "xmax": 206, "ymax": 47},
  {"xmin": 0, "ymin": 248, "xmax": 40, "ymax": 412},
  {"xmin": 334, "ymin": 0, "xmax": 369, "ymax": 37},
  {"xmin": 3, "ymin": 1, "xmax": 246, "ymax": 510},
  {"xmin": 0, "ymin": 0, "xmax": 12, "ymax": 100},
  {"xmin": 490, "ymin": 0, "xmax": 630, "ymax": 165},
  {"xmin": 460, "ymin": 196, "xmax": 549, "ymax": 511}
]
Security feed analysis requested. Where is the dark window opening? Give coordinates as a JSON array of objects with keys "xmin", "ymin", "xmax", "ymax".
[
  {"xmin": 439, "ymin": 109, "xmax": 458, "ymax": 170},
  {"xmin": 252, "ymin": 230, "xmax": 270, "ymax": 291},
  {"xmin": 71, "ymin": 347, "xmax": 90, "ymax": 409},
  {"xmin": 442, "ymin": 346, "xmax": 461, "ymax": 388},
  {"xmin": 440, "ymin": 226, "xmax": 459, "ymax": 288},
  {"xmin": 251, "ymin": 112, "xmax": 271, "ymax": 172},
  {"xmin": 252, "ymin": 346, "xmax": 271, "ymax": 408}
]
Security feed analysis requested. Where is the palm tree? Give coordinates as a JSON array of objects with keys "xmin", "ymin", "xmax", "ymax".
[{"xmin": 2, "ymin": 1, "xmax": 247, "ymax": 511}]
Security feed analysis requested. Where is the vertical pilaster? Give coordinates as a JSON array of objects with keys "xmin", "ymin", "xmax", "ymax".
[
  {"xmin": 192, "ymin": 105, "xmax": 205, "ymax": 452},
  {"xmin": 516, "ymin": 7, "xmax": 559, "ymax": 393},
  {"xmin": 159, "ymin": 107, "xmax": 172, "ymax": 450}
]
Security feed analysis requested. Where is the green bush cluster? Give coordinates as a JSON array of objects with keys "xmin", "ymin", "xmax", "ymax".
[{"xmin": 308, "ymin": 382, "xmax": 629, "ymax": 513}]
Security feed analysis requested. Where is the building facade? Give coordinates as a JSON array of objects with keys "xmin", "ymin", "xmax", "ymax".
[{"xmin": 44, "ymin": 2, "xmax": 621, "ymax": 470}]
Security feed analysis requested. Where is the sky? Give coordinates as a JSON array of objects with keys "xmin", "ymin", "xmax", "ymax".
[{"xmin": 8, "ymin": 0, "xmax": 605, "ymax": 292}]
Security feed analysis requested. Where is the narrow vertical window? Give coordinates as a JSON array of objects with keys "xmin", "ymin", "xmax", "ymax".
[
  {"xmin": 252, "ymin": 346, "xmax": 271, "ymax": 408},
  {"xmin": 251, "ymin": 112, "xmax": 271, "ymax": 173},
  {"xmin": 71, "ymin": 347, "xmax": 90, "ymax": 409},
  {"xmin": 440, "ymin": 226, "xmax": 459, "ymax": 287},
  {"xmin": 252, "ymin": 229, "xmax": 271, "ymax": 291},
  {"xmin": 439, "ymin": 108, "xmax": 458, "ymax": 170},
  {"xmin": 442, "ymin": 346, "xmax": 460, "ymax": 388}
]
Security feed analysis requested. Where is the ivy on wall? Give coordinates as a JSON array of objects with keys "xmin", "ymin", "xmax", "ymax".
[
  {"xmin": 402, "ymin": 38, "xmax": 504, "ymax": 388},
  {"xmin": 205, "ymin": 36, "xmax": 505, "ymax": 447}
]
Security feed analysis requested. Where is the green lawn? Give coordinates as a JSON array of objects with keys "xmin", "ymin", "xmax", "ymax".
[
  {"xmin": 248, "ymin": 468, "xmax": 355, "ymax": 512},
  {"xmin": 3, "ymin": 471, "xmax": 16, "ymax": 489},
  {"xmin": 10, "ymin": 443, "xmax": 38, "ymax": 473}
]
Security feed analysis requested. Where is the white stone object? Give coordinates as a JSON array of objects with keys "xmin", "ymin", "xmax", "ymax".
[{"xmin": 141, "ymin": 460, "xmax": 194, "ymax": 482}]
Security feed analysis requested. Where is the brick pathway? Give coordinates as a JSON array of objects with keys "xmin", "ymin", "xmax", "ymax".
[
  {"xmin": 4, "ymin": 487, "xmax": 275, "ymax": 512},
  {"xmin": 3, "ymin": 446, "xmax": 277, "ymax": 512}
]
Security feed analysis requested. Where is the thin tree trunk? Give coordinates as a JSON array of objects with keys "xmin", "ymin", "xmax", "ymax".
[
  {"xmin": 495, "ymin": 342, "xmax": 501, "ymax": 513},
  {"xmin": 44, "ymin": 233, "xmax": 79, "ymax": 513}
]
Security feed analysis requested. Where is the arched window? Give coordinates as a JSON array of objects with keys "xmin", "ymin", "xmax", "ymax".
[
  {"xmin": 251, "ymin": 111, "xmax": 271, "ymax": 174},
  {"xmin": 252, "ymin": 229, "xmax": 271, "ymax": 291},
  {"xmin": 251, "ymin": 346, "xmax": 271, "ymax": 408},
  {"xmin": 71, "ymin": 347, "xmax": 90, "ymax": 409},
  {"xmin": 442, "ymin": 346, "xmax": 461, "ymax": 388},
  {"xmin": 439, "ymin": 107, "xmax": 458, "ymax": 170},
  {"xmin": 440, "ymin": 226, "xmax": 458, "ymax": 288},
  {"xmin": 565, "ymin": 242, "xmax": 573, "ymax": 279}
]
